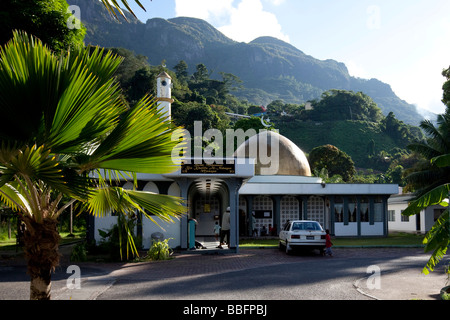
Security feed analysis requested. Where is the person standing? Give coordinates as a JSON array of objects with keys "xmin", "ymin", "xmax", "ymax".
[
  {"xmin": 325, "ymin": 229, "xmax": 333, "ymax": 257},
  {"xmin": 218, "ymin": 207, "xmax": 230, "ymax": 249},
  {"xmin": 214, "ymin": 221, "xmax": 221, "ymax": 241},
  {"xmin": 251, "ymin": 212, "xmax": 257, "ymax": 237}
]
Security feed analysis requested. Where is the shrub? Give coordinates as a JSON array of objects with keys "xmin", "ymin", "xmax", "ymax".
[
  {"xmin": 147, "ymin": 239, "xmax": 173, "ymax": 261},
  {"xmin": 70, "ymin": 242, "xmax": 87, "ymax": 262}
]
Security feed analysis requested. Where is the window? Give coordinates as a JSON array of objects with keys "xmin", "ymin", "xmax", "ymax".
[
  {"xmin": 401, "ymin": 210, "xmax": 409, "ymax": 222},
  {"xmin": 334, "ymin": 197, "xmax": 344, "ymax": 222},
  {"xmin": 374, "ymin": 196, "xmax": 383, "ymax": 222},
  {"xmin": 388, "ymin": 210, "xmax": 395, "ymax": 222},
  {"xmin": 253, "ymin": 195, "xmax": 273, "ymax": 232},
  {"xmin": 348, "ymin": 197, "xmax": 357, "ymax": 222},
  {"xmin": 292, "ymin": 221, "xmax": 322, "ymax": 231},
  {"xmin": 307, "ymin": 196, "xmax": 325, "ymax": 226},
  {"xmin": 281, "ymin": 196, "xmax": 299, "ymax": 228},
  {"xmin": 283, "ymin": 222, "xmax": 291, "ymax": 231},
  {"xmin": 360, "ymin": 197, "xmax": 369, "ymax": 222}
]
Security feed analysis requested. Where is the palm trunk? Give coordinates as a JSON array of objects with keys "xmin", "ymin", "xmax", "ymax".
[{"xmin": 22, "ymin": 217, "xmax": 61, "ymax": 300}]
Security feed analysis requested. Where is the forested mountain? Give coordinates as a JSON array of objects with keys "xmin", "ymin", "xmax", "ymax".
[
  {"xmin": 58, "ymin": 0, "xmax": 432, "ymax": 185},
  {"xmin": 72, "ymin": 0, "xmax": 432, "ymax": 126}
]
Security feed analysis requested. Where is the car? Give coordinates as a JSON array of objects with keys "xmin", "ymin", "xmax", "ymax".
[{"xmin": 279, "ymin": 220, "xmax": 326, "ymax": 254}]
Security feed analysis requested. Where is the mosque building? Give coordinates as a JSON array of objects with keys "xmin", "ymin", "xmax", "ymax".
[{"xmin": 90, "ymin": 72, "xmax": 399, "ymax": 252}]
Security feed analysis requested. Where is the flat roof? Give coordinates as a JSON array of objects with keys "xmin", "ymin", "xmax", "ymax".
[{"xmin": 239, "ymin": 176, "xmax": 398, "ymax": 196}]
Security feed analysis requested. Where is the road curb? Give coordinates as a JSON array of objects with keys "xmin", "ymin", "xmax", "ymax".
[{"xmin": 353, "ymin": 276, "xmax": 380, "ymax": 300}]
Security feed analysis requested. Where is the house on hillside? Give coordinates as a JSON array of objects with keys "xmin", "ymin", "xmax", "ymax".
[{"xmin": 250, "ymin": 105, "xmax": 267, "ymax": 117}]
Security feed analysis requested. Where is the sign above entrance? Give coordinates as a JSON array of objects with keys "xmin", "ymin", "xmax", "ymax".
[
  {"xmin": 163, "ymin": 157, "xmax": 254, "ymax": 179},
  {"xmin": 181, "ymin": 161, "xmax": 235, "ymax": 174}
]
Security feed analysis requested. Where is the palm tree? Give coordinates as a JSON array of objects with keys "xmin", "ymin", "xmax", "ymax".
[
  {"xmin": 0, "ymin": 31, "xmax": 185, "ymax": 300},
  {"xmin": 100, "ymin": 0, "xmax": 148, "ymax": 20},
  {"xmin": 403, "ymin": 109, "xmax": 450, "ymax": 274},
  {"xmin": 404, "ymin": 110, "xmax": 450, "ymax": 197},
  {"xmin": 402, "ymin": 158, "xmax": 450, "ymax": 275}
]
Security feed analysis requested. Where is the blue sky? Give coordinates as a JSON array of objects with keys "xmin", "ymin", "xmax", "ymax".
[{"xmin": 122, "ymin": 0, "xmax": 450, "ymax": 115}]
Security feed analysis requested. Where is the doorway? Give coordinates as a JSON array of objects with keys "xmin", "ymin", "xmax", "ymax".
[{"xmin": 194, "ymin": 195, "xmax": 221, "ymax": 236}]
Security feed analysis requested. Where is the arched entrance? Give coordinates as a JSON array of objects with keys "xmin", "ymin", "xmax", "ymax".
[
  {"xmin": 175, "ymin": 175, "xmax": 244, "ymax": 251},
  {"xmin": 193, "ymin": 195, "xmax": 221, "ymax": 236},
  {"xmin": 189, "ymin": 177, "xmax": 230, "ymax": 239}
]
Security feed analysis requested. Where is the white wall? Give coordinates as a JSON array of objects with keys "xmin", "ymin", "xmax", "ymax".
[
  {"xmin": 94, "ymin": 181, "xmax": 184, "ymax": 249},
  {"xmin": 334, "ymin": 222, "xmax": 358, "ymax": 236},
  {"xmin": 424, "ymin": 207, "xmax": 437, "ymax": 232},
  {"xmin": 141, "ymin": 181, "xmax": 182, "ymax": 249},
  {"xmin": 94, "ymin": 215, "xmax": 118, "ymax": 244},
  {"xmin": 141, "ymin": 217, "xmax": 181, "ymax": 249},
  {"xmin": 388, "ymin": 202, "xmax": 418, "ymax": 232},
  {"xmin": 361, "ymin": 222, "xmax": 384, "ymax": 236}
]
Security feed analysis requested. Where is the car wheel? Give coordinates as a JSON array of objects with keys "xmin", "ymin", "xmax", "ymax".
[
  {"xmin": 278, "ymin": 241, "xmax": 284, "ymax": 250},
  {"xmin": 285, "ymin": 241, "xmax": 292, "ymax": 255}
]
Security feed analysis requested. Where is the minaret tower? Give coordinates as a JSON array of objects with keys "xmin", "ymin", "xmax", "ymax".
[{"xmin": 156, "ymin": 71, "xmax": 174, "ymax": 120}]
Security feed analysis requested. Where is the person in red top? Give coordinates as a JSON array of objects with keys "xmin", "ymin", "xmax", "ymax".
[{"xmin": 325, "ymin": 229, "xmax": 333, "ymax": 257}]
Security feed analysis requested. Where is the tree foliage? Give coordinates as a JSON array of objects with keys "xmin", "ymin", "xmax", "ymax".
[
  {"xmin": 172, "ymin": 101, "xmax": 229, "ymax": 134},
  {"xmin": 106, "ymin": 49, "xmax": 423, "ymax": 182},
  {"xmin": 308, "ymin": 145, "xmax": 356, "ymax": 182},
  {"xmin": 233, "ymin": 117, "xmax": 275, "ymax": 132},
  {"xmin": 309, "ymin": 90, "xmax": 383, "ymax": 122},
  {"xmin": 98, "ymin": 0, "xmax": 147, "ymax": 21},
  {"xmin": 404, "ymin": 110, "xmax": 450, "ymax": 196},
  {"xmin": 403, "ymin": 173, "xmax": 450, "ymax": 274},
  {"xmin": 0, "ymin": 31, "xmax": 185, "ymax": 299},
  {"xmin": 0, "ymin": 0, "xmax": 86, "ymax": 52},
  {"xmin": 401, "ymin": 69, "xmax": 450, "ymax": 274}
]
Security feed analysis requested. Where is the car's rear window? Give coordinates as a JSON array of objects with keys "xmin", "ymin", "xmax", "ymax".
[{"xmin": 292, "ymin": 222, "xmax": 322, "ymax": 231}]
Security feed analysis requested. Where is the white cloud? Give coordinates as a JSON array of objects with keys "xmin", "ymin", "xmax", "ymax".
[
  {"xmin": 265, "ymin": 0, "xmax": 286, "ymax": 6},
  {"xmin": 174, "ymin": 0, "xmax": 234, "ymax": 23},
  {"xmin": 345, "ymin": 60, "xmax": 370, "ymax": 79},
  {"xmin": 175, "ymin": 0, "xmax": 289, "ymax": 43},
  {"xmin": 219, "ymin": 0, "xmax": 289, "ymax": 43}
]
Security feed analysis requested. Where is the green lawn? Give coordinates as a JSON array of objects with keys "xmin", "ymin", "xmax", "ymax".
[
  {"xmin": 239, "ymin": 232, "xmax": 425, "ymax": 248},
  {"xmin": 1, "ymin": 231, "xmax": 425, "ymax": 252},
  {"xmin": 0, "ymin": 232, "xmax": 84, "ymax": 251}
]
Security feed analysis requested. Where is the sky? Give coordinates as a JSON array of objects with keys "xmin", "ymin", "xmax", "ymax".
[{"xmin": 121, "ymin": 0, "xmax": 450, "ymax": 116}]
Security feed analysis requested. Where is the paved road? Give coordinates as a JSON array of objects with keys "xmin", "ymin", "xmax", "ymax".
[{"xmin": 1, "ymin": 247, "xmax": 448, "ymax": 301}]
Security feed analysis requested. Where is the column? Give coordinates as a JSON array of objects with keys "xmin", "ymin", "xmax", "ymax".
[
  {"xmin": 295, "ymin": 196, "xmax": 303, "ymax": 220},
  {"xmin": 329, "ymin": 195, "xmax": 335, "ymax": 235},
  {"xmin": 177, "ymin": 178, "xmax": 191, "ymax": 249},
  {"xmin": 224, "ymin": 178, "xmax": 242, "ymax": 252},
  {"xmin": 302, "ymin": 196, "xmax": 308, "ymax": 220},
  {"xmin": 246, "ymin": 195, "xmax": 254, "ymax": 236},
  {"xmin": 383, "ymin": 196, "xmax": 388, "ymax": 236},
  {"xmin": 356, "ymin": 196, "xmax": 361, "ymax": 237},
  {"xmin": 271, "ymin": 195, "xmax": 282, "ymax": 235},
  {"xmin": 343, "ymin": 196, "xmax": 349, "ymax": 225}
]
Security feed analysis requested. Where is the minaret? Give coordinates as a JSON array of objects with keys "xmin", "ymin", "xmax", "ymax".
[{"xmin": 156, "ymin": 71, "xmax": 174, "ymax": 120}]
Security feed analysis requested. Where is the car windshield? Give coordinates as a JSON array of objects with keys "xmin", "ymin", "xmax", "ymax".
[{"xmin": 292, "ymin": 222, "xmax": 322, "ymax": 231}]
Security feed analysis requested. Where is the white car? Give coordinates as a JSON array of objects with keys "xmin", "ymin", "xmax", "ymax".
[{"xmin": 279, "ymin": 220, "xmax": 326, "ymax": 254}]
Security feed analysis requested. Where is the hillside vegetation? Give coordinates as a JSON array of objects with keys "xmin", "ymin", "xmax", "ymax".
[
  {"xmin": 71, "ymin": 0, "xmax": 434, "ymax": 126},
  {"xmin": 105, "ymin": 46, "xmax": 423, "ymax": 185},
  {"xmin": 66, "ymin": 0, "xmax": 429, "ymax": 184}
]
